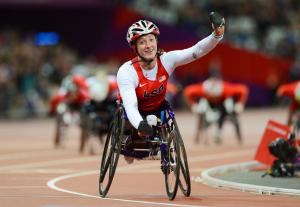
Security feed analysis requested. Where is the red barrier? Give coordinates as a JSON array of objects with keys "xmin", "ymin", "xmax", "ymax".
[{"xmin": 254, "ymin": 120, "xmax": 290, "ymax": 165}]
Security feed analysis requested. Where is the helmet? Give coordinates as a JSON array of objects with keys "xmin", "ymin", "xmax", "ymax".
[
  {"xmin": 126, "ymin": 20, "xmax": 160, "ymax": 45},
  {"xmin": 294, "ymin": 82, "xmax": 300, "ymax": 102},
  {"xmin": 87, "ymin": 75, "xmax": 109, "ymax": 102},
  {"xmin": 203, "ymin": 77, "xmax": 224, "ymax": 97},
  {"xmin": 89, "ymin": 82, "xmax": 109, "ymax": 102},
  {"xmin": 66, "ymin": 82, "xmax": 78, "ymax": 93}
]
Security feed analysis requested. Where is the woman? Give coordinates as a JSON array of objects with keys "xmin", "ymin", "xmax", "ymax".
[{"xmin": 117, "ymin": 12, "xmax": 225, "ymax": 138}]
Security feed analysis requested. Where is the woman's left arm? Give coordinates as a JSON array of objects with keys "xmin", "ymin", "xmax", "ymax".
[{"xmin": 162, "ymin": 33, "xmax": 223, "ymax": 75}]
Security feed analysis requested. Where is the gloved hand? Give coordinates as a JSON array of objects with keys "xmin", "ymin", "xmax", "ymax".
[
  {"xmin": 191, "ymin": 98, "xmax": 209, "ymax": 114},
  {"xmin": 295, "ymin": 86, "xmax": 300, "ymax": 103},
  {"xmin": 146, "ymin": 114, "xmax": 158, "ymax": 126},
  {"xmin": 234, "ymin": 102, "xmax": 244, "ymax": 114},
  {"xmin": 191, "ymin": 103, "xmax": 199, "ymax": 113},
  {"xmin": 138, "ymin": 120, "xmax": 153, "ymax": 137},
  {"xmin": 209, "ymin": 11, "xmax": 225, "ymax": 37}
]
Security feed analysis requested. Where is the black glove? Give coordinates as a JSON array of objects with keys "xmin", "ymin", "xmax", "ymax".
[
  {"xmin": 138, "ymin": 120, "xmax": 153, "ymax": 136},
  {"xmin": 209, "ymin": 11, "xmax": 225, "ymax": 28}
]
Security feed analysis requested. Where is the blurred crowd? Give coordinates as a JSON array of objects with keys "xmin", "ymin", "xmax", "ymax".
[
  {"xmin": 1, "ymin": 0, "xmax": 300, "ymax": 119},
  {"xmin": 126, "ymin": 0, "xmax": 300, "ymax": 59},
  {"xmin": 0, "ymin": 29, "xmax": 119, "ymax": 119}
]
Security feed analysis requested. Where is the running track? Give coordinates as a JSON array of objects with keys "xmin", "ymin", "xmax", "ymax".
[{"xmin": 0, "ymin": 108, "xmax": 299, "ymax": 207}]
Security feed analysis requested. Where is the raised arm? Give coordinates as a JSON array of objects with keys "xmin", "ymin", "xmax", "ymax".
[{"xmin": 162, "ymin": 11, "xmax": 225, "ymax": 73}]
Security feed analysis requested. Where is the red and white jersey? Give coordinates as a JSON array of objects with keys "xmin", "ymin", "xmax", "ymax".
[
  {"xmin": 277, "ymin": 81, "xmax": 300, "ymax": 111},
  {"xmin": 49, "ymin": 75, "xmax": 90, "ymax": 114},
  {"xmin": 117, "ymin": 33, "xmax": 222, "ymax": 129},
  {"xmin": 132, "ymin": 57, "xmax": 169, "ymax": 112},
  {"xmin": 183, "ymin": 79, "xmax": 249, "ymax": 105}
]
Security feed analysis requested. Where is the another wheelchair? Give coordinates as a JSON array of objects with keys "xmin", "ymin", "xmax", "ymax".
[
  {"xmin": 98, "ymin": 101, "xmax": 191, "ymax": 200},
  {"xmin": 54, "ymin": 103, "xmax": 81, "ymax": 147},
  {"xmin": 194, "ymin": 98, "xmax": 241, "ymax": 144},
  {"xmin": 80, "ymin": 100, "xmax": 116, "ymax": 154}
]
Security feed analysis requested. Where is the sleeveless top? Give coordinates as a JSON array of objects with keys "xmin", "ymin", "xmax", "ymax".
[{"xmin": 131, "ymin": 57, "xmax": 169, "ymax": 112}]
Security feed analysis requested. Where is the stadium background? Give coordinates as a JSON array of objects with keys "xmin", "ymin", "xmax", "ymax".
[
  {"xmin": 1, "ymin": 1, "xmax": 300, "ymax": 206},
  {"xmin": 0, "ymin": 0, "xmax": 299, "ymax": 117}
]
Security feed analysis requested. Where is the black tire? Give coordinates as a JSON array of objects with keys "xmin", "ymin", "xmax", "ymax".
[
  {"xmin": 164, "ymin": 130, "xmax": 181, "ymax": 200},
  {"xmin": 54, "ymin": 114, "xmax": 65, "ymax": 147},
  {"xmin": 98, "ymin": 108, "xmax": 124, "ymax": 197},
  {"xmin": 195, "ymin": 114, "xmax": 207, "ymax": 144},
  {"xmin": 79, "ymin": 114, "xmax": 89, "ymax": 153},
  {"xmin": 173, "ymin": 119, "xmax": 191, "ymax": 197}
]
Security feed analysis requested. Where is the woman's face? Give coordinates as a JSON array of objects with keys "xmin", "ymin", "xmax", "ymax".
[{"xmin": 136, "ymin": 34, "xmax": 157, "ymax": 61}]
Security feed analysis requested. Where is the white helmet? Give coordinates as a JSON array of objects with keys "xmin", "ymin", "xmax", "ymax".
[
  {"xmin": 126, "ymin": 20, "xmax": 160, "ymax": 45},
  {"xmin": 203, "ymin": 77, "xmax": 224, "ymax": 97},
  {"xmin": 89, "ymin": 82, "xmax": 109, "ymax": 102},
  {"xmin": 87, "ymin": 75, "xmax": 109, "ymax": 102},
  {"xmin": 295, "ymin": 82, "xmax": 300, "ymax": 102}
]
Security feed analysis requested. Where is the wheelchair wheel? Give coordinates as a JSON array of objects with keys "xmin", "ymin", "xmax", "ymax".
[
  {"xmin": 54, "ymin": 114, "xmax": 66, "ymax": 147},
  {"xmin": 98, "ymin": 108, "xmax": 124, "ymax": 197},
  {"xmin": 164, "ymin": 130, "xmax": 180, "ymax": 200},
  {"xmin": 79, "ymin": 114, "xmax": 90, "ymax": 153},
  {"xmin": 173, "ymin": 119, "xmax": 191, "ymax": 197},
  {"xmin": 195, "ymin": 114, "xmax": 208, "ymax": 144}
]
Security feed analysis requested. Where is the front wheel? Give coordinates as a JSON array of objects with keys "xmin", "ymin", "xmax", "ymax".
[
  {"xmin": 164, "ymin": 130, "xmax": 180, "ymax": 200},
  {"xmin": 54, "ymin": 114, "xmax": 66, "ymax": 147},
  {"xmin": 178, "ymin": 137, "xmax": 191, "ymax": 197},
  {"xmin": 173, "ymin": 119, "xmax": 191, "ymax": 197},
  {"xmin": 98, "ymin": 109, "xmax": 124, "ymax": 197}
]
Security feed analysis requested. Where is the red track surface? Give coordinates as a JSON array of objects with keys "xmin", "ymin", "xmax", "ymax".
[{"xmin": 0, "ymin": 108, "xmax": 299, "ymax": 207}]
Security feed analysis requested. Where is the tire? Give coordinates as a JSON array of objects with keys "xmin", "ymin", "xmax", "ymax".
[
  {"xmin": 98, "ymin": 108, "xmax": 124, "ymax": 197},
  {"xmin": 195, "ymin": 114, "xmax": 207, "ymax": 144},
  {"xmin": 54, "ymin": 114, "xmax": 65, "ymax": 147},
  {"xmin": 173, "ymin": 119, "xmax": 191, "ymax": 197},
  {"xmin": 164, "ymin": 130, "xmax": 181, "ymax": 200},
  {"xmin": 79, "ymin": 114, "xmax": 89, "ymax": 153}
]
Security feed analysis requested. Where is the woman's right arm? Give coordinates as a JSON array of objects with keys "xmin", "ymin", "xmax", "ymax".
[{"xmin": 117, "ymin": 64, "xmax": 143, "ymax": 129}]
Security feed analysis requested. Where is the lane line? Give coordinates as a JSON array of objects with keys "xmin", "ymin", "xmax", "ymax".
[
  {"xmin": 47, "ymin": 171, "xmax": 208, "ymax": 207},
  {"xmin": 0, "ymin": 186, "xmax": 46, "ymax": 189},
  {"xmin": 0, "ymin": 149, "xmax": 73, "ymax": 161},
  {"xmin": 46, "ymin": 149, "xmax": 255, "ymax": 207},
  {"xmin": 0, "ymin": 148, "xmax": 254, "ymax": 173},
  {"xmin": 0, "ymin": 157, "xmax": 98, "ymax": 172}
]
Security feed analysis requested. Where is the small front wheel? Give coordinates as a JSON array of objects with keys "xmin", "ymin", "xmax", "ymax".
[
  {"xmin": 164, "ymin": 130, "xmax": 180, "ymax": 200},
  {"xmin": 178, "ymin": 137, "xmax": 191, "ymax": 197},
  {"xmin": 98, "ymin": 109, "xmax": 124, "ymax": 197}
]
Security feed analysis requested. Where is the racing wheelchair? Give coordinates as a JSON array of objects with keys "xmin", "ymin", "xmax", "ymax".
[
  {"xmin": 54, "ymin": 103, "xmax": 81, "ymax": 147},
  {"xmin": 98, "ymin": 101, "xmax": 191, "ymax": 200},
  {"xmin": 80, "ymin": 100, "xmax": 116, "ymax": 154},
  {"xmin": 194, "ymin": 98, "xmax": 242, "ymax": 144}
]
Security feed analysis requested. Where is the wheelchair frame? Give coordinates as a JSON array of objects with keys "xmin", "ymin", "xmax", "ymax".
[
  {"xmin": 195, "ymin": 105, "xmax": 241, "ymax": 144},
  {"xmin": 80, "ymin": 100, "xmax": 116, "ymax": 154},
  {"xmin": 98, "ymin": 101, "xmax": 191, "ymax": 200}
]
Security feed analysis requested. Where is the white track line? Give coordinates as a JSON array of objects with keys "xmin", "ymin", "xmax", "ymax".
[
  {"xmin": 46, "ymin": 149, "xmax": 255, "ymax": 207},
  {"xmin": 0, "ymin": 149, "xmax": 73, "ymax": 161},
  {"xmin": 1, "ymin": 148, "xmax": 254, "ymax": 173},
  {"xmin": 47, "ymin": 170, "xmax": 208, "ymax": 207},
  {"xmin": 0, "ymin": 157, "xmax": 98, "ymax": 172}
]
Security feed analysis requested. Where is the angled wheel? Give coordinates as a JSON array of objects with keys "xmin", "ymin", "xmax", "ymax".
[
  {"xmin": 98, "ymin": 107, "xmax": 124, "ymax": 197},
  {"xmin": 164, "ymin": 130, "xmax": 180, "ymax": 200},
  {"xmin": 178, "ymin": 137, "xmax": 191, "ymax": 197},
  {"xmin": 195, "ymin": 114, "xmax": 209, "ymax": 144},
  {"xmin": 54, "ymin": 114, "xmax": 67, "ymax": 147},
  {"xmin": 79, "ymin": 113, "xmax": 90, "ymax": 153},
  {"xmin": 173, "ymin": 119, "xmax": 191, "ymax": 197}
]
